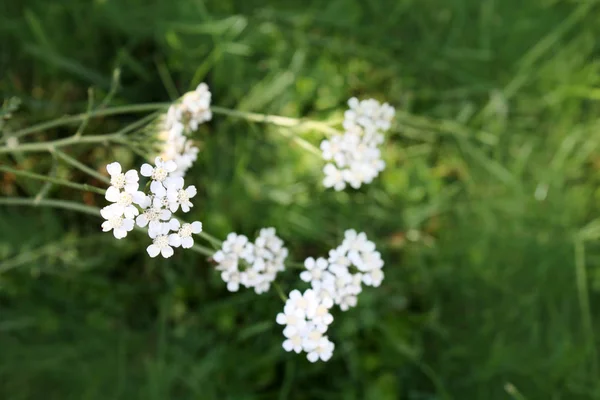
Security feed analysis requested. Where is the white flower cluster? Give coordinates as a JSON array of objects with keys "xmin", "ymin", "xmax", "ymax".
[
  {"xmin": 100, "ymin": 158, "xmax": 202, "ymax": 258},
  {"xmin": 303, "ymin": 229, "xmax": 384, "ymax": 311},
  {"xmin": 276, "ymin": 289, "xmax": 335, "ymax": 362},
  {"xmin": 157, "ymin": 83, "xmax": 212, "ymax": 178},
  {"xmin": 276, "ymin": 229, "xmax": 383, "ymax": 363},
  {"xmin": 321, "ymin": 97, "xmax": 395, "ymax": 191},
  {"xmin": 213, "ymin": 228, "xmax": 287, "ymax": 294}
]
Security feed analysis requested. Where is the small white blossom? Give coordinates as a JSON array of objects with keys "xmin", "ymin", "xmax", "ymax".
[
  {"xmin": 276, "ymin": 289, "xmax": 335, "ymax": 362},
  {"xmin": 306, "ymin": 337, "xmax": 335, "ymax": 363},
  {"xmin": 100, "ymin": 204, "xmax": 134, "ymax": 239},
  {"xmin": 164, "ymin": 176, "xmax": 197, "ymax": 212},
  {"xmin": 104, "ymin": 186, "xmax": 145, "ymax": 219},
  {"xmin": 300, "ymin": 257, "xmax": 328, "ymax": 284},
  {"xmin": 106, "ymin": 162, "xmax": 139, "ymax": 193},
  {"xmin": 321, "ymin": 98, "xmax": 394, "ymax": 191},
  {"xmin": 214, "ymin": 228, "xmax": 287, "ymax": 294},
  {"xmin": 146, "ymin": 222, "xmax": 178, "ymax": 258},
  {"xmin": 135, "ymin": 203, "xmax": 172, "ymax": 236},
  {"xmin": 141, "ymin": 157, "xmax": 177, "ymax": 196},
  {"xmin": 302, "ymin": 229, "xmax": 383, "ymax": 311},
  {"xmin": 168, "ymin": 219, "xmax": 202, "ymax": 248}
]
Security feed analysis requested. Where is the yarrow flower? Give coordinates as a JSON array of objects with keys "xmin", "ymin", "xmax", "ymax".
[
  {"xmin": 321, "ymin": 98, "xmax": 395, "ymax": 191},
  {"xmin": 276, "ymin": 289, "xmax": 335, "ymax": 362},
  {"xmin": 155, "ymin": 83, "xmax": 212, "ymax": 178},
  {"xmin": 213, "ymin": 228, "xmax": 287, "ymax": 294},
  {"xmin": 301, "ymin": 229, "xmax": 384, "ymax": 311},
  {"xmin": 101, "ymin": 157, "xmax": 203, "ymax": 258}
]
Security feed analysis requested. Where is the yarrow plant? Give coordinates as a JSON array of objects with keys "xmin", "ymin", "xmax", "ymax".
[
  {"xmin": 155, "ymin": 83, "xmax": 212, "ymax": 178},
  {"xmin": 275, "ymin": 229, "xmax": 384, "ymax": 362},
  {"xmin": 100, "ymin": 157, "xmax": 202, "ymax": 258},
  {"xmin": 1, "ymin": 81, "xmax": 394, "ymax": 365},
  {"xmin": 213, "ymin": 228, "xmax": 288, "ymax": 294},
  {"xmin": 321, "ymin": 98, "xmax": 395, "ymax": 190}
]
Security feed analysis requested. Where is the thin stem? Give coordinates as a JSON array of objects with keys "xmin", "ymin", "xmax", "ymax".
[
  {"xmin": 190, "ymin": 243, "xmax": 215, "ymax": 257},
  {"xmin": 0, "ymin": 133, "xmax": 121, "ymax": 154},
  {"xmin": 277, "ymin": 127, "xmax": 322, "ymax": 156},
  {"xmin": 211, "ymin": 106, "xmax": 340, "ymax": 135},
  {"xmin": 74, "ymin": 87, "xmax": 95, "ymax": 138},
  {"xmin": 0, "ymin": 165, "xmax": 107, "ymax": 195},
  {"xmin": 272, "ymin": 281, "xmax": 287, "ymax": 302},
  {"xmin": 4, "ymin": 103, "xmax": 170, "ymax": 142},
  {"xmin": 0, "ymin": 197, "xmax": 100, "ymax": 216},
  {"xmin": 53, "ymin": 148, "xmax": 110, "ymax": 183},
  {"xmin": 0, "ymin": 197, "xmax": 217, "ymax": 261},
  {"xmin": 0, "ymin": 235, "xmax": 105, "ymax": 274},
  {"xmin": 197, "ymin": 230, "xmax": 223, "ymax": 248}
]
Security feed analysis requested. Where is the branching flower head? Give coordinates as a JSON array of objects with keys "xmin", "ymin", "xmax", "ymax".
[
  {"xmin": 301, "ymin": 229, "xmax": 384, "ymax": 311},
  {"xmin": 214, "ymin": 228, "xmax": 287, "ymax": 294},
  {"xmin": 100, "ymin": 204, "xmax": 135, "ymax": 239},
  {"xmin": 276, "ymin": 289, "xmax": 335, "ymax": 362},
  {"xmin": 321, "ymin": 98, "xmax": 394, "ymax": 191}
]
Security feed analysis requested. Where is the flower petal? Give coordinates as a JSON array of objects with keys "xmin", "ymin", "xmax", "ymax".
[
  {"xmin": 140, "ymin": 163, "xmax": 154, "ymax": 177},
  {"xmin": 113, "ymin": 228, "xmax": 127, "ymax": 239},
  {"xmin": 169, "ymin": 219, "xmax": 180, "ymax": 230},
  {"xmin": 168, "ymin": 234, "xmax": 181, "ymax": 247},
  {"xmin": 105, "ymin": 186, "xmax": 120, "ymax": 202},
  {"xmin": 150, "ymin": 181, "xmax": 166, "ymax": 197},
  {"xmin": 185, "ymin": 185, "xmax": 197, "ymax": 198},
  {"xmin": 191, "ymin": 221, "xmax": 202, "ymax": 233},
  {"xmin": 161, "ymin": 246, "xmax": 174, "ymax": 258},
  {"xmin": 163, "ymin": 160, "xmax": 177, "ymax": 173},
  {"xmin": 124, "ymin": 169, "xmax": 138, "ymax": 182},
  {"xmin": 106, "ymin": 162, "xmax": 121, "ymax": 176},
  {"xmin": 136, "ymin": 214, "xmax": 148, "ymax": 228},
  {"xmin": 181, "ymin": 237, "xmax": 193, "ymax": 249},
  {"xmin": 122, "ymin": 218, "xmax": 135, "ymax": 231},
  {"xmin": 147, "ymin": 244, "xmax": 160, "ymax": 258}
]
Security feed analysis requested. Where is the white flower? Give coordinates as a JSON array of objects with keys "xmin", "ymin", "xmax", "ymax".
[
  {"xmin": 306, "ymin": 296, "xmax": 334, "ymax": 330},
  {"xmin": 300, "ymin": 257, "xmax": 328, "ymax": 283},
  {"xmin": 104, "ymin": 186, "xmax": 145, "ymax": 219},
  {"xmin": 303, "ymin": 230, "xmax": 384, "ymax": 311},
  {"xmin": 277, "ymin": 302, "xmax": 308, "ymax": 333},
  {"xmin": 164, "ymin": 176, "xmax": 197, "ymax": 212},
  {"xmin": 320, "ymin": 98, "xmax": 394, "ymax": 191},
  {"xmin": 323, "ymin": 163, "xmax": 346, "ymax": 191},
  {"xmin": 135, "ymin": 204, "xmax": 172, "ymax": 236},
  {"xmin": 168, "ymin": 219, "xmax": 202, "ymax": 248},
  {"xmin": 221, "ymin": 269, "xmax": 241, "ymax": 292},
  {"xmin": 156, "ymin": 116, "xmax": 200, "ymax": 179},
  {"xmin": 306, "ymin": 337, "xmax": 334, "ymax": 363},
  {"xmin": 100, "ymin": 205, "xmax": 134, "ymax": 239},
  {"xmin": 215, "ymin": 229, "xmax": 287, "ymax": 295},
  {"xmin": 141, "ymin": 157, "xmax": 177, "ymax": 196},
  {"xmin": 106, "ymin": 162, "xmax": 139, "ymax": 193},
  {"xmin": 146, "ymin": 222, "xmax": 178, "ymax": 258},
  {"xmin": 166, "ymin": 83, "xmax": 212, "ymax": 133},
  {"xmin": 276, "ymin": 289, "xmax": 336, "ymax": 362}
]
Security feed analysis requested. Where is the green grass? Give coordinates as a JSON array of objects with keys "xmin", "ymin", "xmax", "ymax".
[{"xmin": 2, "ymin": 0, "xmax": 600, "ymax": 398}]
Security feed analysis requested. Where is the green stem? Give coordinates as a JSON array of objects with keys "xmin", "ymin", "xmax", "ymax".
[
  {"xmin": 272, "ymin": 281, "xmax": 288, "ymax": 302},
  {"xmin": 191, "ymin": 243, "xmax": 215, "ymax": 257},
  {"xmin": 0, "ymin": 197, "xmax": 100, "ymax": 216},
  {"xmin": 53, "ymin": 148, "xmax": 110, "ymax": 183},
  {"xmin": 211, "ymin": 106, "xmax": 339, "ymax": 135},
  {"xmin": 4, "ymin": 103, "xmax": 170, "ymax": 142},
  {"xmin": 197, "ymin": 230, "xmax": 223, "ymax": 248},
  {"xmin": 0, "ymin": 133, "xmax": 122, "ymax": 154},
  {"xmin": 0, "ymin": 165, "xmax": 107, "ymax": 195},
  {"xmin": 0, "ymin": 197, "xmax": 216, "ymax": 260}
]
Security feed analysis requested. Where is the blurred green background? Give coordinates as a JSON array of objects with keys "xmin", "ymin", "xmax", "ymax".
[{"xmin": 2, "ymin": 0, "xmax": 600, "ymax": 399}]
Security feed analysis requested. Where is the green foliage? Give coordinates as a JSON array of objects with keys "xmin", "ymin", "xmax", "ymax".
[{"xmin": 2, "ymin": 0, "xmax": 600, "ymax": 398}]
